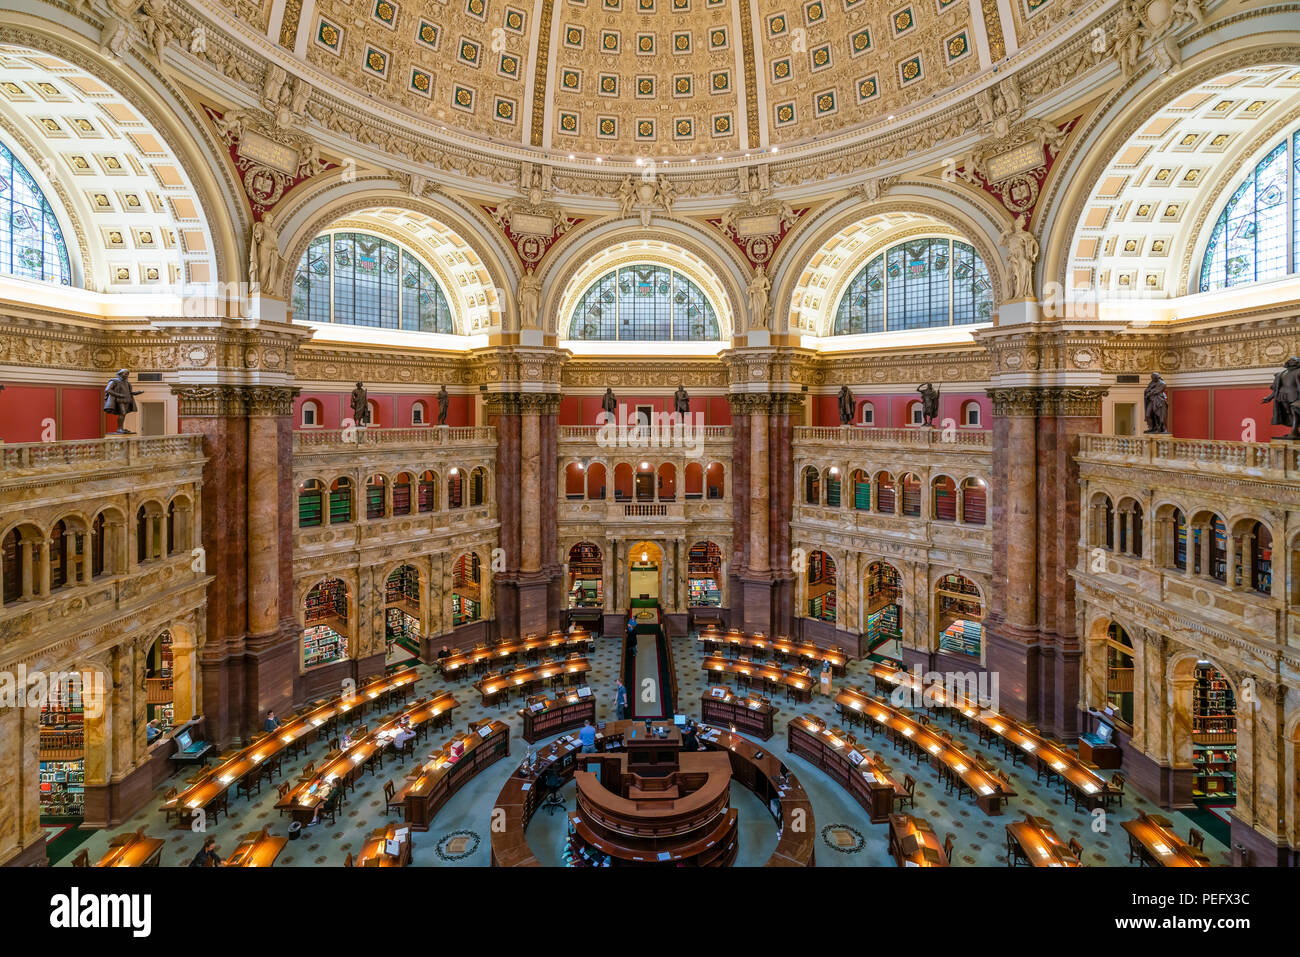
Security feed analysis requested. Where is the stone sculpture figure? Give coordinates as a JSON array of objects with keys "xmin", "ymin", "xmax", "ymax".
[
  {"xmin": 1143, "ymin": 372, "xmax": 1169, "ymax": 434},
  {"xmin": 1262, "ymin": 357, "xmax": 1300, "ymax": 439},
  {"xmin": 518, "ymin": 270, "xmax": 541, "ymax": 330},
  {"xmin": 103, "ymin": 369, "xmax": 143, "ymax": 434},
  {"xmin": 249, "ymin": 213, "xmax": 283, "ymax": 293},
  {"xmin": 916, "ymin": 383, "xmax": 940, "ymax": 427},
  {"xmin": 673, "ymin": 384, "xmax": 690, "ymax": 417},
  {"xmin": 838, "ymin": 385, "xmax": 854, "ymax": 425},
  {"xmin": 1000, "ymin": 214, "xmax": 1039, "ymax": 301},
  {"xmin": 350, "ymin": 382, "xmax": 369, "ymax": 426},
  {"xmin": 748, "ymin": 264, "xmax": 771, "ymax": 329},
  {"xmin": 616, "ymin": 176, "xmax": 637, "ymax": 218},
  {"xmin": 437, "ymin": 385, "xmax": 449, "ymax": 426}
]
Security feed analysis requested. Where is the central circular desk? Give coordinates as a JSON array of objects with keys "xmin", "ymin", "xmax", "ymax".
[{"xmin": 490, "ymin": 719, "xmax": 815, "ymax": 867}]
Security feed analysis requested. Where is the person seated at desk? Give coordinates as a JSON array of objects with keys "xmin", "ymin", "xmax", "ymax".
[
  {"xmin": 264, "ymin": 710, "xmax": 281, "ymax": 733},
  {"xmin": 437, "ymin": 645, "xmax": 452, "ymax": 660},
  {"xmin": 392, "ymin": 717, "xmax": 416, "ymax": 750},
  {"xmin": 681, "ymin": 720, "xmax": 700, "ymax": 752},
  {"xmin": 146, "ymin": 718, "xmax": 162, "ymax": 744},
  {"xmin": 190, "ymin": 837, "xmax": 220, "ymax": 867},
  {"xmin": 578, "ymin": 719, "xmax": 597, "ymax": 754}
]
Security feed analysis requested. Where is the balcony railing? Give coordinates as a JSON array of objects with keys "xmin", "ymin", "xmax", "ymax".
[
  {"xmin": 1078, "ymin": 434, "xmax": 1300, "ymax": 478},
  {"xmin": 0, "ymin": 435, "xmax": 205, "ymax": 476},
  {"xmin": 558, "ymin": 424, "xmax": 733, "ymax": 441},
  {"xmin": 794, "ymin": 426, "xmax": 991, "ymax": 448},
  {"xmin": 293, "ymin": 426, "xmax": 497, "ymax": 452}
]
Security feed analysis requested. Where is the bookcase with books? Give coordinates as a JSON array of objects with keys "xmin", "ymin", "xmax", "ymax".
[
  {"xmin": 146, "ymin": 630, "xmax": 175, "ymax": 732},
  {"xmin": 1192, "ymin": 662, "xmax": 1237, "ymax": 799},
  {"xmin": 939, "ymin": 620, "xmax": 982, "ymax": 658},
  {"xmin": 39, "ymin": 678, "xmax": 85, "ymax": 819},
  {"xmin": 385, "ymin": 565, "xmax": 420, "ymax": 607}
]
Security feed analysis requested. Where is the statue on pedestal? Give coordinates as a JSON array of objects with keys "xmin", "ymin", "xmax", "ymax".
[
  {"xmin": 601, "ymin": 387, "xmax": 618, "ymax": 420},
  {"xmin": 916, "ymin": 383, "xmax": 940, "ymax": 427},
  {"xmin": 103, "ymin": 369, "xmax": 143, "ymax": 434},
  {"xmin": 673, "ymin": 384, "xmax": 690, "ymax": 417},
  {"xmin": 350, "ymin": 382, "xmax": 369, "ymax": 426},
  {"xmin": 837, "ymin": 385, "xmax": 854, "ymax": 425},
  {"xmin": 1262, "ymin": 357, "xmax": 1300, "ymax": 439},
  {"xmin": 1143, "ymin": 373, "xmax": 1169, "ymax": 434},
  {"xmin": 747, "ymin": 265, "xmax": 771, "ymax": 329},
  {"xmin": 517, "ymin": 269, "xmax": 541, "ymax": 330},
  {"xmin": 437, "ymin": 384, "xmax": 449, "ymax": 426}
]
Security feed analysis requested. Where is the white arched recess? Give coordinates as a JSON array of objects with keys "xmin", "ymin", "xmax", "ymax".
[
  {"xmin": 0, "ymin": 23, "xmax": 242, "ymax": 306},
  {"xmin": 275, "ymin": 179, "xmax": 518, "ymax": 346},
  {"xmin": 1040, "ymin": 13, "xmax": 1300, "ymax": 316},
  {"xmin": 541, "ymin": 216, "xmax": 748, "ymax": 353},
  {"xmin": 776, "ymin": 185, "xmax": 1008, "ymax": 350}
]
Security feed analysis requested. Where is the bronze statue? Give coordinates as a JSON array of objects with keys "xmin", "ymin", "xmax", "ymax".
[
  {"xmin": 1143, "ymin": 373, "xmax": 1169, "ymax": 434},
  {"xmin": 601, "ymin": 387, "xmax": 617, "ymax": 420},
  {"xmin": 103, "ymin": 369, "xmax": 143, "ymax": 434},
  {"xmin": 437, "ymin": 385, "xmax": 449, "ymax": 426},
  {"xmin": 1263, "ymin": 357, "xmax": 1300, "ymax": 439},
  {"xmin": 837, "ymin": 385, "xmax": 855, "ymax": 425},
  {"xmin": 673, "ymin": 384, "xmax": 690, "ymax": 417},
  {"xmin": 916, "ymin": 383, "xmax": 940, "ymax": 427},
  {"xmin": 350, "ymin": 382, "xmax": 369, "ymax": 426}
]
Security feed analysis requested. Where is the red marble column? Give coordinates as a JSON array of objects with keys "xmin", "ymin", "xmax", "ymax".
[
  {"xmin": 985, "ymin": 386, "xmax": 1104, "ymax": 738},
  {"xmin": 173, "ymin": 385, "xmax": 249, "ymax": 745}
]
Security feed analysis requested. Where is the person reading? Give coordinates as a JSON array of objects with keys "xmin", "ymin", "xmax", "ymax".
[{"xmin": 264, "ymin": 710, "xmax": 281, "ymax": 733}]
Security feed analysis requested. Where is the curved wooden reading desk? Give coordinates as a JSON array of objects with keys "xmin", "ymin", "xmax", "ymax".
[
  {"xmin": 570, "ymin": 749, "xmax": 738, "ymax": 866},
  {"xmin": 490, "ymin": 719, "xmax": 814, "ymax": 867}
]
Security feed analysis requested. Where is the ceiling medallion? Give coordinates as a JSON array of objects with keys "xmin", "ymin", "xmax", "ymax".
[{"xmin": 708, "ymin": 168, "xmax": 808, "ymax": 269}]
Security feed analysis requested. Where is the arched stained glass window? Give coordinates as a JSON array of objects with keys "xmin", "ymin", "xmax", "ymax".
[
  {"xmin": 0, "ymin": 138, "xmax": 71, "ymax": 285},
  {"xmin": 1199, "ymin": 131, "xmax": 1299, "ymax": 291},
  {"xmin": 292, "ymin": 231, "xmax": 454, "ymax": 333},
  {"xmin": 567, "ymin": 265, "xmax": 720, "ymax": 340},
  {"xmin": 833, "ymin": 237, "xmax": 992, "ymax": 335}
]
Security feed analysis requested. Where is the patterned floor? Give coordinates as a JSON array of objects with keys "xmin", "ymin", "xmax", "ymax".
[{"xmin": 52, "ymin": 629, "xmax": 1232, "ymax": 867}]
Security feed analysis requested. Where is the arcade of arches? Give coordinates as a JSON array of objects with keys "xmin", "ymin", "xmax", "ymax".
[{"xmin": 2, "ymin": 1, "xmax": 1300, "ymax": 870}]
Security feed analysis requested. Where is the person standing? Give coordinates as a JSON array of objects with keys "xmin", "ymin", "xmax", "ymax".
[
  {"xmin": 578, "ymin": 719, "xmax": 597, "ymax": 753},
  {"xmin": 614, "ymin": 678, "xmax": 628, "ymax": 721}
]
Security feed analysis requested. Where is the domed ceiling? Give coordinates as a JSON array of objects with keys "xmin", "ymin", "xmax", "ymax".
[{"xmin": 231, "ymin": 0, "xmax": 1069, "ymax": 160}]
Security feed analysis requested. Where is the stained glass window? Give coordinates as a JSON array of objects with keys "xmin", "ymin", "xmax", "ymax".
[
  {"xmin": 1200, "ymin": 131, "xmax": 1298, "ymax": 291},
  {"xmin": 567, "ymin": 265, "xmax": 720, "ymax": 340},
  {"xmin": 833, "ymin": 237, "xmax": 991, "ymax": 334},
  {"xmin": 0, "ymin": 138, "xmax": 71, "ymax": 285},
  {"xmin": 292, "ymin": 231, "xmax": 454, "ymax": 333}
]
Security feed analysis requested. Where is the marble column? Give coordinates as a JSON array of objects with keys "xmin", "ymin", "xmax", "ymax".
[{"xmin": 0, "ymin": 699, "xmax": 44, "ymax": 866}]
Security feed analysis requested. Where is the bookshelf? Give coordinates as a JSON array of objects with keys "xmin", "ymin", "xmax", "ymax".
[
  {"xmin": 298, "ymin": 488, "xmax": 323, "ymax": 528},
  {"xmin": 305, "ymin": 579, "xmax": 347, "ymax": 625},
  {"xmin": 853, "ymin": 476, "xmax": 871, "ymax": 509},
  {"xmin": 40, "ymin": 678, "xmax": 85, "ymax": 819},
  {"xmin": 385, "ymin": 565, "xmax": 420, "ymax": 607},
  {"xmin": 934, "ymin": 485, "xmax": 956, "ymax": 521},
  {"xmin": 365, "ymin": 481, "xmax": 385, "ymax": 519},
  {"xmin": 303, "ymin": 625, "xmax": 347, "ymax": 668},
  {"xmin": 519, "ymin": 693, "xmax": 597, "ymax": 743},
  {"xmin": 700, "ymin": 689, "xmax": 776, "ymax": 740},
  {"xmin": 825, "ymin": 473, "xmax": 842, "ymax": 507},
  {"xmin": 568, "ymin": 542, "xmax": 602, "ymax": 608},
  {"xmin": 146, "ymin": 630, "xmax": 175, "ymax": 731},
  {"xmin": 901, "ymin": 477, "xmax": 922, "ymax": 516},
  {"xmin": 939, "ymin": 620, "xmax": 982, "ymax": 658}
]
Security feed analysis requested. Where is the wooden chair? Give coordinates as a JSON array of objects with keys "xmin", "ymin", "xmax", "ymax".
[
  {"xmin": 236, "ymin": 766, "xmax": 263, "ymax": 801},
  {"xmin": 1108, "ymin": 772, "xmax": 1126, "ymax": 806},
  {"xmin": 276, "ymin": 780, "xmax": 292, "ymax": 815},
  {"xmin": 384, "ymin": 780, "xmax": 406, "ymax": 817},
  {"xmin": 393, "ymin": 738, "xmax": 414, "ymax": 766},
  {"xmin": 343, "ymin": 851, "xmax": 354, "ymax": 867},
  {"xmin": 895, "ymin": 774, "xmax": 917, "ymax": 811},
  {"xmin": 1188, "ymin": 827, "xmax": 1205, "ymax": 851},
  {"xmin": 207, "ymin": 791, "xmax": 228, "ymax": 825},
  {"xmin": 943, "ymin": 833, "xmax": 955, "ymax": 861},
  {"xmin": 71, "ymin": 849, "xmax": 91, "ymax": 867},
  {"xmin": 162, "ymin": 787, "xmax": 180, "ymax": 823},
  {"xmin": 297, "ymin": 760, "xmax": 315, "ymax": 781},
  {"xmin": 1006, "ymin": 832, "xmax": 1029, "ymax": 866},
  {"xmin": 1069, "ymin": 837, "xmax": 1085, "ymax": 861},
  {"xmin": 316, "ymin": 788, "xmax": 341, "ymax": 827}
]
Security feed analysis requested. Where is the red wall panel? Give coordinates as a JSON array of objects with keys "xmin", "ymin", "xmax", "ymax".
[{"xmin": 1169, "ymin": 388, "xmax": 1210, "ymax": 439}]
